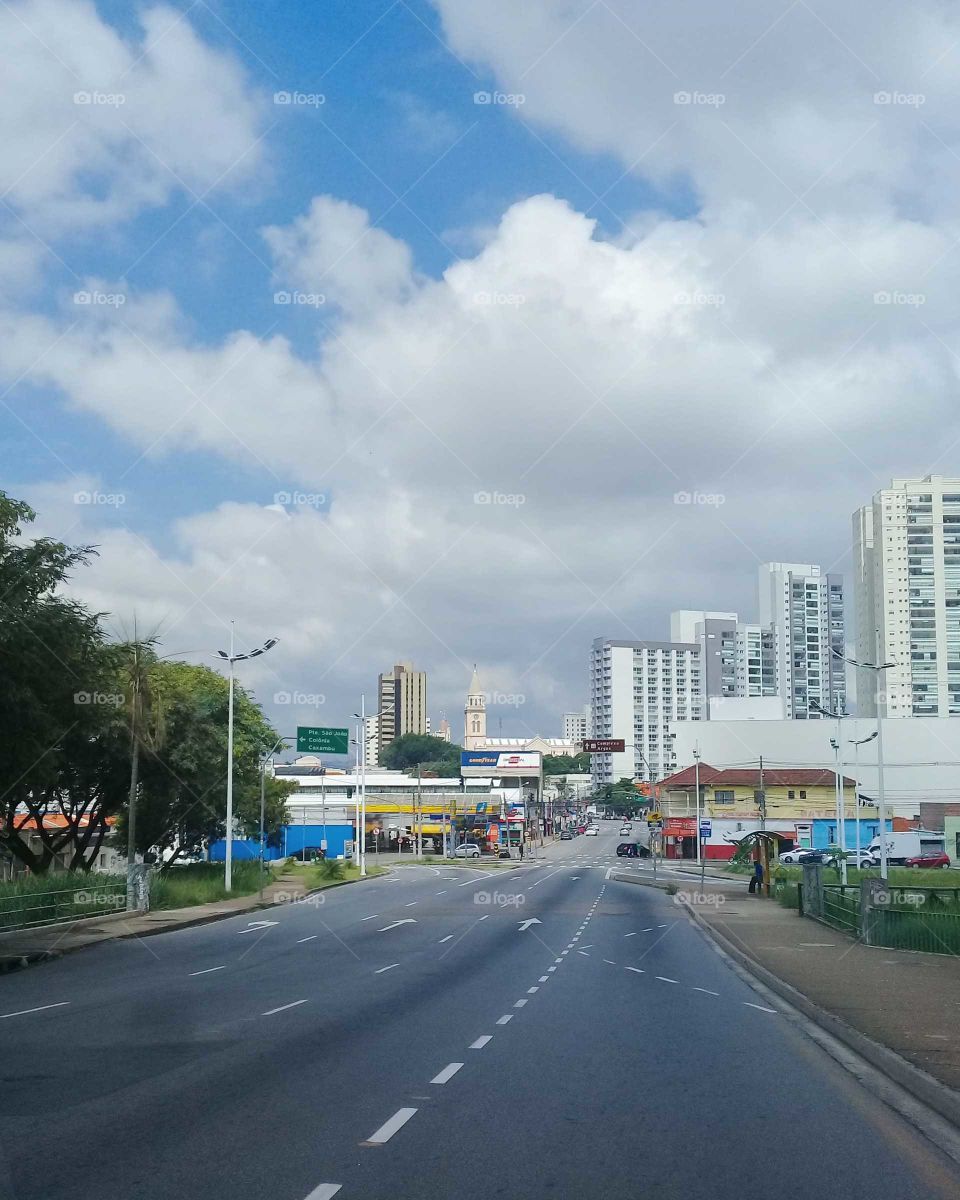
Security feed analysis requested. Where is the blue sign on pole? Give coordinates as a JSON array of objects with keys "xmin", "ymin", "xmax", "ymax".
[
  {"xmin": 699, "ymin": 820, "xmax": 712, "ymax": 837},
  {"xmin": 476, "ymin": 802, "xmax": 487, "ymax": 814}
]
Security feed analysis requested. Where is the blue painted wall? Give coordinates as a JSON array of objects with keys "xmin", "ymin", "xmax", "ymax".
[
  {"xmin": 208, "ymin": 823, "xmax": 355, "ymax": 861},
  {"xmin": 810, "ymin": 817, "xmax": 891, "ymax": 849}
]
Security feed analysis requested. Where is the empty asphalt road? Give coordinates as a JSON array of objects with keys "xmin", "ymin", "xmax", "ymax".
[{"xmin": 2, "ymin": 828, "xmax": 959, "ymax": 1200}]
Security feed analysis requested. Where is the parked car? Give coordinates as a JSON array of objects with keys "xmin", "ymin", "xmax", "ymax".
[
  {"xmin": 778, "ymin": 848, "xmax": 828, "ymax": 865},
  {"xmin": 291, "ymin": 846, "xmax": 327, "ymax": 862},
  {"xmin": 616, "ymin": 842, "xmax": 650, "ymax": 858},
  {"xmin": 454, "ymin": 843, "xmax": 482, "ymax": 859},
  {"xmin": 825, "ymin": 849, "xmax": 875, "ymax": 868},
  {"xmin": 560, "ymin": 829, "xmax": 573, "ymax": 840},
  {"xmin": 904, "ymin": 852, "xmax": 951, "ymax": 869}
]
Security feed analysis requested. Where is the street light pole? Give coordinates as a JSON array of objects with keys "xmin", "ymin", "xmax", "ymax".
[
  {"xmin": 693, "ymin": 745, "xmax": 701, "ymax": 866},
  {"xmin": 849, "ymin": 731, "xmax": 877, "ymax": 866}
]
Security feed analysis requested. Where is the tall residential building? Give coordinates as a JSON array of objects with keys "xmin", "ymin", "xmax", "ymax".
[
  {"xmin": 364, "ymin": 713, "xmax": 380, "ymax": 768},
  {"xmin": 854, "ymin": 475, "xmax": 960, "ymax": 717},
  {"xmin": 589, "ymin": 638, "xmax": 702, "ymax": 785},
  {"xmin": 562, "ymin": 705, "xmax": 592, "ymax": 743},
  {"xmin": 671, "ymin": 611, "xmax": 778, "ymax": 713},
  {"xmin": 758, "ymin": 563, "xmax": 845, "ymax": 719},
  {"xmin": 377, "ymin": 661, "xmax": 427, "ymax": 754}
]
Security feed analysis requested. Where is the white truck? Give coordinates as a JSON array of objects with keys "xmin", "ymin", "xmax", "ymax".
[{"xmin": 864, "ymin": 831, "xmax": 944, "ymax": 865}]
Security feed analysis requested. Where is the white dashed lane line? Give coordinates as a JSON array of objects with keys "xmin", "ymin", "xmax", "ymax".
[
  {"xmin": 0, "ymin": 1002, "xmax": 70, "ymax": 1019},
  {"xmin": 296, "ymin": 936, "xmax": 318, "ymax": 944},
  {"xmin": 375, "ymin": 963, "xmax": 399, "ymax": 974},
  {"xmin": 694, "ymin": 987, "xmax": 720, "ymax": 996},
  {"xmin": 470, "ymin": 1036, "xmax": 492, "ymax": 1049},
  {"xmin": 625, "ymin": 966, "xmax": 644, "ymax": 974},
  {"xmin": 603, "ymin": 959, "xmax": 617, "ymax": 965},
  {"xmin": 527, "ymin": 986, "xmax": 539, "ymax": 993},
  {"xmin": 496, "ymin": 1014, "xmax": 513, "ymax": 1025},
  {"xmin": 303, "ymin": 1184, "xmax": 342, "ymax": 1200},
  {"xmin": 365, "ymin": 1108, "xmax": 418, "ymax": 1145},
  {"xmin": 514, "ymin": 998, "xmax": 528, "ymax": 1008},
  {"xmin": 189, "ymin": 965, "xmax": 226, "ymax": 975},
  {"xmin": 744, "ymin": 1002, "xmax": 778, "ymax": 1013},
  {"xmin": 624, "ymin": 932, "xmax": 637, "ymax": 938},
  {"xmin": 539, "ymin": 975, "xmax": 549, "ymax": 982},
  {"xmin": 438, "ymin": 935, "xmax": 454, "ymax": 943},
  {"xmin": 262, "ymin": 999, "xmax": 309, "ymax": 1016},
  {"xmin": 361, "ymin": 915, "xmax": 379, "ymax": 921},
  {"xmin": 431, "ymin": 1062, "xmax": 464, "ymax": 1084},
  {"xmin": 656, "ymin": 976, "xmax": 678, "ymax": 984}
]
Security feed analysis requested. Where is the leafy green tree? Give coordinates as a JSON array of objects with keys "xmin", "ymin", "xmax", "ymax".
[
  {"xmin": 0, "ymin": 492, "xmax": 129, "ymax": 873},
  {"xmin": 543, "ymin": 752, "xmax": 591, "ymax": 774},
  {"xmin": 381, "ymin": 733, "xmax": 461, "ymax": 772}
]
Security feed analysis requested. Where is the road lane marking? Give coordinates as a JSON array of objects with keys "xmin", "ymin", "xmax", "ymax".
[
  {"xmin": 514, "ymin": 998, "xmax": 528, "ymax": 1008},
  {"xmin": 438, "ymin": 934, "xmax": 454, "ymax": 943},
  {"xmin": 693, "ymin": 987, "xmax": 720, "ymax": 996},
  {"xmin": 548, "ymin": 966, "xmax": 558, "ymax": 972},
  {"xmin": 641, "ymin": 927, "xmax": 653, "ymax": 932},
  {"xmin": 470, "ymin": 1036, "xmax": 492, "ymax": 1049},
  {"xmin": 262, "ymin": 999, "xmax": 309, "ymax": 1016},
  {"xmin": 743, "ymin": 1002, "xmax": 778, "ymax": 1013},
  {"xmin": 579, "ymin": 944, "xmax": 593, "ymax": 949},
  {"xmin": 238, "ymin": 920, "xmax": 279, "ymax": 934},
  {"xmin": 527, "ymin": 986, "xmax": 539, "ymax": 993},
  {"xmin": 405, "ymin": 902, "xmax": 418, "ymax": 907},
  {"xmin": 539, "ymin": 975, "xmax": 549, "ymax": 982},
  {"xmin": 656, "ymin": 976, "xmax": 678, "ymax": 984},
  {"xmin": 436, "ymin": 890, "xmax": 447, "ymax": 895},
  {"xmin": 366, "ymin": 1108, "xmax": 418, "ymax": 1145},
  {"xmin": 496, "ymin": 1015, "xmax": 513, "ymax": 1025},
  {"xmin": 296, "ymin": 936, "xmax": 318, "ymax": 944},
  {"xmin": 378, "ymin": 919, "xmax": 417, "ymax": 932},
  {"xmin": 657, "ymin": 924, "xmax": 668, "ymax": 929},
  {"xmin": 603, "ymin": 959, "xmax": 617, "ymax": 965},
  {"xmin": 625, "ymin": 966, "xmax": 644, "ymax": 974},
  {"xmin": 304, "ymin": 1185, "xmax": 342, "ymax": 1200},
  {"xmin": 375, "ymin": 963, "xmax": 399, "ymax": 974},
  {"xmin": 361, "ymin": 915, "xmax": 379, "ymax": 921},
  {"xmin": 431, "ymin": 1062, "xmax": 464, "ymax": 1084},
  {"xmin": 189, "ymin": 965, "xmax": 226, "ymax": 975},
  {"xmin": 577, "ymin": 950, "xmax": 590, "ymax": 956},
  {"xmin": 0, "ymin": 1002, "xmax": 70, "ymax": 1020},
  {"xmin": 624, "ymin": 932, "xmax": 637, "ymax": 938}
]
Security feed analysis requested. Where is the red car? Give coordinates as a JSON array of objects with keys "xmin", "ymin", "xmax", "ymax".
[{"xmin": 904, "ymin": 852, "xmax": 951, "ymax": 869}]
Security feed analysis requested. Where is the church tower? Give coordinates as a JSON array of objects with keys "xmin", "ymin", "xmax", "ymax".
[{"xmin": 463, "ymin": 664, "xmax": 487, "ymax": 750}]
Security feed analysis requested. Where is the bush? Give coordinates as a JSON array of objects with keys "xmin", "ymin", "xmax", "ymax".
[
  {"xmin": 664, "ymin": 882, "xmax": 678, "ymax": 895},
  {"xmin": 150, "ymin": 861, "xmax": 262, "ymax": 910}
]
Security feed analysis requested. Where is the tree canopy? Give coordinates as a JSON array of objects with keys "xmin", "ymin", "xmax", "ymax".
[
  {"xmin": 381, "ymin": 733, "xmax": 461, "ymax": 773},
  {"xmin": 543, "ymin": 752, "xmax": 591, "ymax": 774}
]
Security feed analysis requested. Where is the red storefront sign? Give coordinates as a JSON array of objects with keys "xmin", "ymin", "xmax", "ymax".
[{"xmin": 664, "ymin": 817, "xmax": 696, "ymax": 837}]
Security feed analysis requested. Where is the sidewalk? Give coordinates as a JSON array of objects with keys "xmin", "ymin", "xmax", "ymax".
[
  {"xmin": 0, "ymin": 872, "xmax": 318, "ymax": 972},
  {"xmin": 681, "ymin": 880, "xmax": 960, "ymax": 1100}
]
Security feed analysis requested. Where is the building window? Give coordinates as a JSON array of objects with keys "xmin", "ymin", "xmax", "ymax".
[
  {"xmin": 714, "ymin": 789, "xmax": 734, "ymax": 803},
  {"xmin": 799, "ymin": 790, "xmax": 806, "ymax": 799},
  {"xmin": 787, "ymin": 789, "xmax": 795, "ymax": 799}
]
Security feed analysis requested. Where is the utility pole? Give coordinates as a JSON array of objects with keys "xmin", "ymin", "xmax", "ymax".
[
  {"xmin": 758, "ymin": 754, "xmax": 766, "ymax": 831},
  {"xmin": 693, "ymin": 745, "xmax": 701, "ymax": 866},
  {"xmin": 875, "ymin": 627, "xmax": 890, "ymax": 881},
  {"xmin": 416, "ymin": 762, "xmax": 423, "ymax": 859}
]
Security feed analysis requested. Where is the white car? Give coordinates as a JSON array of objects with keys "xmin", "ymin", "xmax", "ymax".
[
  {"xmin": 454, "ymin": 843, "xmax": 481, "ymax": 858},
  {"xmin": 585, "ymin": 826, "xmax": 599, "ymax": 837},
  {"xmin": 619, "ymin": 826, "xmax": 631, "ymax": 835}
]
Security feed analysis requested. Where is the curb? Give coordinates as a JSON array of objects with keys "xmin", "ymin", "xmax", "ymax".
[
  {"xmin": 682, "ymin": 899, "xmax": 960, "ymax": 1134},
  {"xmin": 0, "ymin": 870, "xmax": 384, "ymax": 976}
]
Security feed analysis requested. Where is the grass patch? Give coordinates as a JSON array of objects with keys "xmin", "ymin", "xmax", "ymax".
[
  {"xmin": 0, "ymin": 872, "xmax": 127, "ymax": 930},
  {"xmin": 150, "ymin": 861, "xmax": 263, "ymax": 910}
]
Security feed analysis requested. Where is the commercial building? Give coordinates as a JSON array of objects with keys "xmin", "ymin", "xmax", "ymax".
[
  {"xmin": 854, "ymin": 474, "xmax": 960, "ymax": 718},
  {"xmin": 562, "ymin": 706, "xmax": 592, "ymax": 742},
  {"xmin": 377, "ymin": 661, "xmax": 427, "ymax": 755},
  {"xmin": 758, "ymin": 562, "xmax": 845, "ymax": 718},
  {"xmin": 589, "ymin": 638, "xmax": 702, "ymax": 786},
  {"xmin": 364, "ymin": 713, "xmax": 380, "ymax": 768}
]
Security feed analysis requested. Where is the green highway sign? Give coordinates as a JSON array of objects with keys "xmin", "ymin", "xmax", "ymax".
[{"xmin": 296, "ymin": 725, "xmax": 349, "ymax": 755}]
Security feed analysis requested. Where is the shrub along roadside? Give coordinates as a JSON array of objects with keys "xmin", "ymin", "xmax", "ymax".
[{"xmin": 149, "ymin": 861, "xmax": 264, "ymax": 910}]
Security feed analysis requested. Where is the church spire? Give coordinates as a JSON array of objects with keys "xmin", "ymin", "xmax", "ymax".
[{"xmin": 464, "ymin": 663, "xmax": 487, "ymax": 749}]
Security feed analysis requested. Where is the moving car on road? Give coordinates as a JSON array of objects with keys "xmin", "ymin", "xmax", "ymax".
[
  {"xmin": 454, "ymin": 842, "xmax": 482, "ymax": 858},
  {"xmin": 616, "ymin": 842, "xmax": 650, "ymax": 857},
  {"xmin": 560, "ymin": 829, "xmax": 573, "ymax": 840},
  {"xmin": 585, "ymin": 826, "xmax": 599, "ymax": 836}
]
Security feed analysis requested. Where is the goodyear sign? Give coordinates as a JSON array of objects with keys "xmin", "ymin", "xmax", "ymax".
[{"xmin": 460, "ymin": 750, "xmax": 542, "ymax": 778}]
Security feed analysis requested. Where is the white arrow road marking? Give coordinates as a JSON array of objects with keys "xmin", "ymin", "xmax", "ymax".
[
  {"xmin": 0, "ymin": 1002, "xmax": 70, "ymax": 1019},
  {"xmin": 238, "ymin": 920, "xmax": 279, "ymax": 934},
  {"xmin": 378, "ymin": 919, "xmax": 417, "ymax": 932},
  {"xmin": 518, "ymin": 918, "xmax": 542, "ymax": 931},
  {"xmin": 366, "ymin": 1108, "xmax": 418, "ymax": 1145},
  {"xmin": 262, "ymin": 999, "xmax": 309, "ymax": 1016},
  {"xmin": 431, "ymin": 1062, "xmax": 464, "ymax": 1084}
]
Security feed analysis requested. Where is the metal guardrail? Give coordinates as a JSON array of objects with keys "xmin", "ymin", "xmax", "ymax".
[
  {"xmin": 820, "ymin": 884, "xmax": 859, "ymax": 934},
  {"xmin": 0, "ymin": 879, "xmax": 127, "ymax": 932},
  {"xmin": 866, "ymin": 887, "xmax": 960, "ymax": 956}
]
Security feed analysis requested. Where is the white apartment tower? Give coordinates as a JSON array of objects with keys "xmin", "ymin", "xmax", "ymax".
[
  {"xmin": 589, "ymin": 639, "xmax": 702, "ymax": 785},
  {"xmin": 562, "ymin": 706, "xmax": 592, "ymax": 743},
  {"xmin": 758, "ymin": 563, "xmax": 845, "ymax": 718},
  {"xmin": 853, "ymin": 475, "xmax": 960, "ymax": 718}
]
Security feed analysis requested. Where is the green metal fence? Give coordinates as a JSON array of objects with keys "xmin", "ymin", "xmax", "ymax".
[
  {"xmin": 866, "ymin": 889, "xmax": 960, "ymax": 956},
  {"xmin": 821, "ymin": 884, "xmax": 859, "ymax": 934},
  {"xmin": 0, "ymin": 880, "xmax": 127, "ymax": 932}
]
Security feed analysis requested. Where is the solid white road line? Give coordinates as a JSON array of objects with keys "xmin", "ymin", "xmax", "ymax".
[
  {"xmin": 496, "ymin": 1015, "xmax": 513, "ymax": 1025},
  {"xmin": 366, "ymin": 1108, "xmax": 418, "ymax": 1145},
  {"xmin": 296, "ymin": 936, "xmax": 318, "ymax": 944},
  {"xmin": 262, "ymin": 999, "xmax": 309, "ymax": 1016},
  {"xmin": 189, "ymin": 965, "xmax": 226, "ymax": 975},
  {"xmin": 514, "ymin": 998, "xmax": 528, "ymax": 1008},
  {"xmin": 693, "ymin": 987, "xmax": 720, "ymax": 996},
  {"xmin": 303, "ymin": 1184, "xmax": 342, "ymax": 1200},
  {"xmin": 431, "ymin": 1062, "xmax": 464, "ymax": 1084},
  {"xmin": 625, "ymin": 966, "xmax": 644, "ymax": 974},
  {"xmin": 656, "ymin": 976, "xmax": 678, "ymax": 984},
  {"xmin": 470, "ymin": 1035, "xmax": 492, "ymax": 1049},
  {"xmin": 744, "ymin": 1002, "xmax": 778, "ymax": 1013},
  {"xmin": 375, "ymin": 963, "xmax": 399, "ymax": 974},
  {"xmin": 0, "ymin": 1002, "xmax": 70, "ymax": 1019}
]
